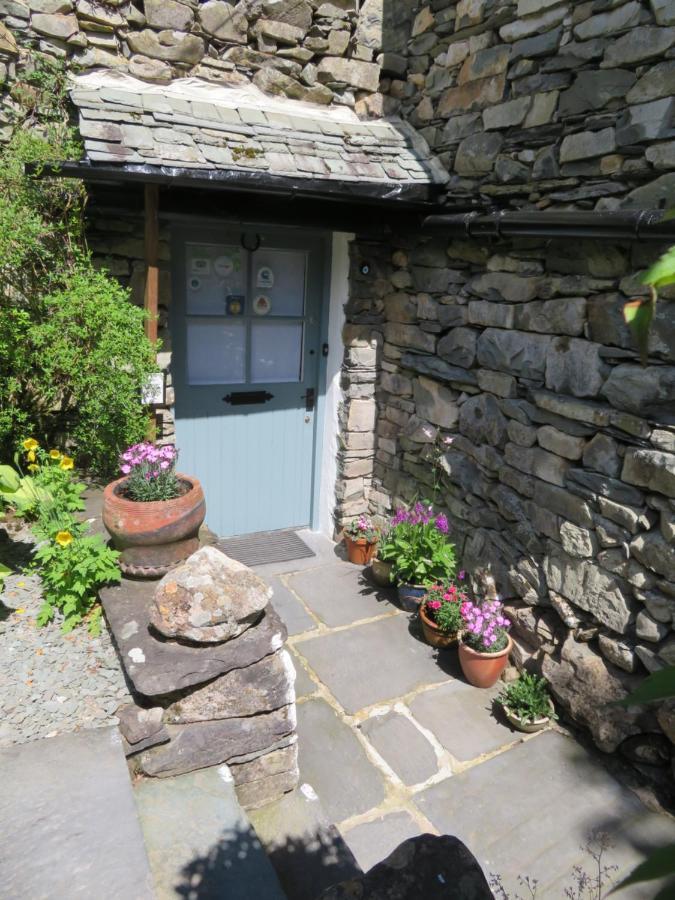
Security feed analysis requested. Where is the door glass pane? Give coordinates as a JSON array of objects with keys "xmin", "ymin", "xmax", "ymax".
[
  {"xmin": 252, "ymin": 249, "xmax": 306, "ymax": 317},
  {"xmin": 251, "ymin": 321, "xmax": 303, "ymax": 384},
  {"xmin": 187, "ymin": 318, "xmax": 245, "ymax": 384},
  {"xmin": 186, "ymin": 243, "xmax": 245, "ymax": 316}
]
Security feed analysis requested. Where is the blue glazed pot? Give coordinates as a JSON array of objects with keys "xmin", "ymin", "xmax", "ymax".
[{"xmin": 397, "ymin": 583, "xmax": 427, "ymax": 613}]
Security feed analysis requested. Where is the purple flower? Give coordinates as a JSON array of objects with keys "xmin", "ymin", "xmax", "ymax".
[{"xmin": 435, "ymin": 513, "xmax": 449, "ymax": 534}]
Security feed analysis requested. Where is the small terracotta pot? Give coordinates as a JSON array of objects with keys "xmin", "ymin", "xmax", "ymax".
[
  {"xmin": 103, "ymin": 474, "xmax": 206, "ymax": 578},
  {"xmin": 370, "ymin": 557, "xmax": 393, "ymax": 587},
  {"xmin": 397, "ymin": 583, "xmax": 427, "ymax": 613},
  {"xmin": 419, "ymin": 604, "xmax": 459, "ymax": 649},
  {"xmin": 502, "ymin": 700, "xmax": 554, "ymax": 734},
  {"xmin": 459, "ymin": 635, "xmax": 513, "ymax": 688},
  {"xmin": 344, "ymin": 535, "xmax": 377, "ymax": 565}
]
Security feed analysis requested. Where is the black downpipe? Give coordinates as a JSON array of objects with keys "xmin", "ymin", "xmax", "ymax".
[{"xmin": 421, "ymin": 210, "xmax": 675, "ymax": 242}]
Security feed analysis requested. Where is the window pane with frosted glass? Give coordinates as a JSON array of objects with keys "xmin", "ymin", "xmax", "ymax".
[
  {"xmin": 186, "ymin": 243, "xmax": 245, "ymax": 316},
  {"xmin": 251, "ymin": 321, "xmax": 303, "ymax": 383},
  {"xmin": 187, "ymin": 318, "xmax": 245, "ymax": 384},
  {"xmin": 251, "ymin": 249, "xmax": 306, "ymax": 317}
]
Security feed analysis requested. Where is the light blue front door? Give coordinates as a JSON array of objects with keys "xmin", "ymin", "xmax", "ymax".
[{"xmin": 172, "ymin": 226, "xmax": 325, "ymax": 537}]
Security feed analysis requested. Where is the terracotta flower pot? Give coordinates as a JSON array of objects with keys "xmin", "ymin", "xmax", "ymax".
[
  {"xmin": 370, "ymin": 557, "xmax": 393, "ymax": 587},
  {"xmin": 344, "ymin": 535, "xmax": 377, "ymax": 565},
  {"xmin": 459, "ymin": 635, "xmax": 513, "ymax": 689},
  {"xmin": 102, "ymin": 474, "xmax": 206, "ymax": 578},
  {"xmin": 419, "ymin": 604, "xmax": 459, "ymax": 649}
]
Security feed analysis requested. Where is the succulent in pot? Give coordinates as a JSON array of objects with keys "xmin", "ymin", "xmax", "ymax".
[
  {"xmin": 343, "ymin": 515, "xmax": 378, "ymax": 565},
  {"xmin": 497, "ymin": 673, "xmax": 557, "ymax": 733},
  {"xmin": 384, "ymin": 502, "xmax": 456, "ymax": 611},
  {"xmin": 419, "ymin": 578, "xmax": 467, "ymax": 649},
  {"xmin": 458, "ymin": 595, "xmax": 512, "ymax": 688},
  {"xmin": 102, "ymin": 442, "xmax": 205, "ymax": 578}
]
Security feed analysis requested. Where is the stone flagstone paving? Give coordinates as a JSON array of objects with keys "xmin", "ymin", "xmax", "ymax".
[{"xmin": 258, "ymin": 537, "xmax": 675, "ymax": 897}]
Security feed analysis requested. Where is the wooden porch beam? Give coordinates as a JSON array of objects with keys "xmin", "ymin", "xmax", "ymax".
[{"xmin": 144, "ymin": 183, "xmax": 159, "ymax": 344}]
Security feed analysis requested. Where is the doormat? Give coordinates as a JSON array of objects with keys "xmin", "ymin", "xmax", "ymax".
[{"xmin": 217, "ymin": 529, "xmax": 315, "ymax": 568}]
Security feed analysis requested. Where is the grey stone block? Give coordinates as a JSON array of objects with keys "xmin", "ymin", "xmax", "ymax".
[
  {"xmin": 341, "ymin": 811, "xmax": 424, "ymax": 872},
  {"xmin": 360, "ymin": 712, "xmax": 438, "ymax": 785},
  {"xmin": 288, "ymin": 562, "xmax": 398, "ymax": 628}
]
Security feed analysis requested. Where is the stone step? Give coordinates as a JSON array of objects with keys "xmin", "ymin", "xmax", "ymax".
[
  {"xmin": 248, "ymin": 784, "xmax": 362, "ymax": 900},
  {"xmin": 0, "ymin": 727, "xmax": 154, "ymax": 899},
  {"xmin": 133, "ymin": 764, "xmax": 287, "ymax": 900}
]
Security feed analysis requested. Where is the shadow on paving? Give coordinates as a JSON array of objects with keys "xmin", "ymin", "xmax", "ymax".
[{"xmin": 173, "ymin": 819, "xmax": 360, "ymax": 900}]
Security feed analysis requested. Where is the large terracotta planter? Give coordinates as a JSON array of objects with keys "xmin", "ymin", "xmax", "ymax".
[
  {"xmin": 344, "ymin": 535, "xmax": 377, "ymax": 565},
  {"xmin": 102, "ymin": 474, "xmax": 206, "ymax": 578},
  {"xmin": 419, "ymin": 604, "xmax": 459, "ymax": 649},
  {"xmin": 459, "ymin": 635, "xmax": 513, "ymax": 688}
]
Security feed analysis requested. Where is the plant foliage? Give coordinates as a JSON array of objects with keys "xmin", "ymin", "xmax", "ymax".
[
  {"xmin": 422, "ymin": 582, "xmax": 466, "ymax": 634},
  {"xmin": 381, "ymin": 502, "xmax": 456, "ymax": 586},
  {"xmin": 0, "ymin": 54, "xmax": 155, "ymax": 475},
  {"xmin": 497, "ymin": 673, "xmax": 556, "ymax": 724}
]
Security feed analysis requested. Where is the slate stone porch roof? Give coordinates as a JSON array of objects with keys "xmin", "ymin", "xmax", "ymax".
[{"xmin": 68, "ymin": 72, "xmax": 448, "ymax": 201}]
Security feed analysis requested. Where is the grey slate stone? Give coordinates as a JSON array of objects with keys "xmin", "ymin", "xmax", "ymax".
[
  {"xmin": 559, "ymin": 69, "xmax": 636, "ymax": 116},
  {"xmin": 454, "ymin": 131, "xmax": 503, "ymax": 175},
  {"xmin": 359, "ymin": 712, "xmax": 438, "ymax": 785},
  {"xmin": 616, "ymin": 97, "xmax": 675, "ymax": 146},
  {"xmin": 602, "ymin": 26, "xmax": 675, "ymax": 68},
  {"xmin": 288, "ymin": 562, "xmax": 398, "ymax": 628},
  {"xmin": 401, "ymin": 352, "xmax": 479, "ymax": 386},
  {"xmin": 602, "ymin": 365, "xmax": 675, "ymax": 421},
  {"xmin": 101, "ymin": 578, "xmax": 287, "ymax": 698},
  {"xmin": 476, "ymin": 328, "xmax": 551, "ymax": 380},
  {"xmin": 341, "ymin": 811, "xmax": 423, "ymax": 873},
  {"xmin": 545, "ymin": 337, "xmax": 609, "ymax": 398}
]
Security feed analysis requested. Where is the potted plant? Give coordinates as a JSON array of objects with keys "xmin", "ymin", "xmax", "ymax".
[
  {"xmin": 388, "ymin": 502, "xmax": 456, "ymax": 611},
  {"xmin": 102, "ymin": 442, "xmax": 205, "ymax": 578},
  {"xmin": 343, "ymin": 515, "xmax": 378, "ymax": 565},
  {"xmin": 371, "ymin": 523, "xmax": 395, "ymax": 586},
  {"xmin": 458, "ymin": 596, "xmax": 512, "ymax": 688},
  {"xmin": 419, "ymin": 580, "xmax": 466, "ymax": 649},
  {"xmin": 497, "ymin": 672, "xmax": 557, "ymax": 733}
]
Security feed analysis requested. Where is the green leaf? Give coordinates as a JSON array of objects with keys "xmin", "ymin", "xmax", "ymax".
[
  {"xmin": 641, "ymin": 245, "xmax": 675, "ymax": 289},
  {"xmin": 0, "ymin": 465, "xmax": 20, "ymax": 493},
  {"xmin": 611, "ymin": 845, "xmax": 675, "ymax": 893},
  {"xmin": 614, "ymin": 666, "xmax": 675, "ymax": 707},
  {"xmin": 623, "ymin": 298, "xmax": 654, "ymax": 366}
]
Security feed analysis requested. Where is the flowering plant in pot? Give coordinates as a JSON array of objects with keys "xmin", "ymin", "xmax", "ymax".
[
  {"xmin": 370, "ymin": 523, "xmax": 394, "ymax": 586},
  {"xmin": 386, "ymin": 502, "xmax": 456, "ymax": 610},
  {"xmin": 419, "ymin": 576, "xmax": 467, "ymax": 649},
  {"xmin": 497, "ymin": 672, "xmax": 557, "ymax": 733},
  {"xmin": 102, "ymin": 442, "xmax": 206, "ymax": 578},
  {"xmin": 343, "ymin": 515, "xmax": 378, "ymax": 565},
  {"xmin": 458, "ymin": 596, "xmax": 512, "ymax": 688}
]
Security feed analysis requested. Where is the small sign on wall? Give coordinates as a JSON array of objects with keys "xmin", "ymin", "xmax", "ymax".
[{"xmin": 142, "ymin": 372, "xmax": 165, "ymax": 406}]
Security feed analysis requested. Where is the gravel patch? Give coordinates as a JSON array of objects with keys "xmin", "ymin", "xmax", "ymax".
[{"xmin": 0, "ymin": 524, "xmax": 131, "ymax": 748}]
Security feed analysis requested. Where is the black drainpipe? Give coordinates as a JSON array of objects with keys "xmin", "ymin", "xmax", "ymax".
[{"xmin": 420, "ymin": 209, "xmax": 675, "ymax": 242}]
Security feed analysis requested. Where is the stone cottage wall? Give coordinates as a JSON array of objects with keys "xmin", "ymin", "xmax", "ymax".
[{"xmin": 332, "ymin": 0, "xmax": 675, "ymax": 761}]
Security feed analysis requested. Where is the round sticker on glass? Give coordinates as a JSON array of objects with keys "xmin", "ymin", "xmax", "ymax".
[
  {"xmin": 257, "ymin": 266, "xmax": 274, "ymax": 289},
  {"xmin": 253, "ymin": 294, "xmax": 272, "ymax": 316},
  {"xmin": 215, "ymin": 255, "xmax": 234, "ymax": 277},
  {"xmin": 189, "ymin": 276, "xmax": 202, "ymax": 291}
]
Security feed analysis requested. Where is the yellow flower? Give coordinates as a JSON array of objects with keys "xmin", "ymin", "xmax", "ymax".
[
  {"xmin": 59, "ymin": 456, "xmax": 74, "ymax": 471},
  {"xmin": 27, "ymin": 450, "xmax": 36, "ymax": 462},
  {"xmin": 49, "ymin": 449, "xmax": 61, "ymax": 460},
  {"xmin": 27, "ymin": 464, "xmax": 39, "ymax": 472},
  {"xmin": 55, "ymin": 531, "xmax": 73, "ymax": 547},
  {"xmin": 22, "ymin": 438, "xmax": 39, "ymax": 451}
]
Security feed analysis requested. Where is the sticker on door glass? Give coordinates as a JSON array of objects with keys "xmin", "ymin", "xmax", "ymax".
[
  {"xmin": 253, "ymin": 294, "xmax": 271, "ymax": 316},
  {"xmin": 191, "ymin": 257, "xmax": 210, "ymax": 275},
  {"xmin": 215, "ymin": 255, "xmax": 235, "ymax": 277},
  {"xmin": 189, "ymin": 277, "xmax": 202, "ymax": 291},
  {"xmin": 256, "ymin": 266, "xmax": 274, "ymax": 289},
  {"xmin": 226, "ymin": 295, "xmax": 245, "ymax": 316}
]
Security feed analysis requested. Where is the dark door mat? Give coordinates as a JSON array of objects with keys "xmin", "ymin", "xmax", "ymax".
[{"xmin": 217, "ymin": 529, "xmax": 315, "ymax": 567}]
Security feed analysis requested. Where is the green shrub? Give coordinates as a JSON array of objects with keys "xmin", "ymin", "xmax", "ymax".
[
  {"xmin": 497, "ymin": 673, "xmax": 556, "ymax": 724},
  {"xmin": 0, "ymin": 54, "xmax": 155, "ymax": 476}
]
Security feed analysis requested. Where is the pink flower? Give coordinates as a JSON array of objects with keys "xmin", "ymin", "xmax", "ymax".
[{"xmin": 121, "ymin": 464, "xmax": 131, "ymax": 475}]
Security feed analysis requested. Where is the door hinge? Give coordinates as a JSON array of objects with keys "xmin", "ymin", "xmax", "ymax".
[{"xmin": 302, "ymin": 388, "xmax": 316, "ymax": 412}]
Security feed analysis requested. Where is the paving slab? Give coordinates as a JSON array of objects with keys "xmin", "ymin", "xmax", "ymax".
[
  {"xmin": 0, "ymin": 727, "xmax": 154, "ymax": 900},
  {"xmin": 296, "ymin": 615, "xmax": 453, "ymax": 714},
  {"xmin": 408, "ymin": 680, "xmax": 516, "ymax": 762},
  {"xmin": 340, "ymin": 811, "xmax": 424, "ymax": 872},
  {"xmin": 359, "ymin": 711, "xmax": 439, "ymax": 786},
  {"xmin": 413, "ymin": 730, "xmax": 675, "ymax": 897},
  {"xmin": 296, "ymin": 697, "xmax": 386, "ymax": 823},
  {"xmin": 249, "ymin": 786, "xmax": 361, "ymax": 900},
  {"xmin": 288, "ymin": 561, "xmax": 400, "ymax": 628},
  {"xmin": 289, "ymin": 647, "xmax": 317, "ymax": 699},
  {"xmin": 135, "ymin": 764, "xmax": 285, "ymax": 900},
  {"xmin": 267, "ymin": 575, "xmax": 318, "ymax": 636},
  {"xmin": 252, "ymin": 530, "xmax": 344, "ymax": 578}
]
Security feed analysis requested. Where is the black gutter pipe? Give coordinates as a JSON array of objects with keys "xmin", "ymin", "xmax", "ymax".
[{"xmin": 421, "ymin": 210, "xmax": 675, "ymax": 242}]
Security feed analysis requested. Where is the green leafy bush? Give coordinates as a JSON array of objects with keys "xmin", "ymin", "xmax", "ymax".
[
  {"xmin": 34, "ymin": 524, "xmax": 120, "ymax": 634},
  {"xmin": 497, "ymin": 673, "xmax": 556, "ymax": 724},
  {"xmin": 0, "ymin": 55, "xmax": 155, "ymax": 475},
  {"xmin": 380, "ymin": 502, "xmax": 456, "ymax": 586}
]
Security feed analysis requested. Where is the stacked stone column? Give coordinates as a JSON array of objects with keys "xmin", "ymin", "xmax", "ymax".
[{"xmin": 103, "ymin": 546, "xmax": 298, "ymax": 810}]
